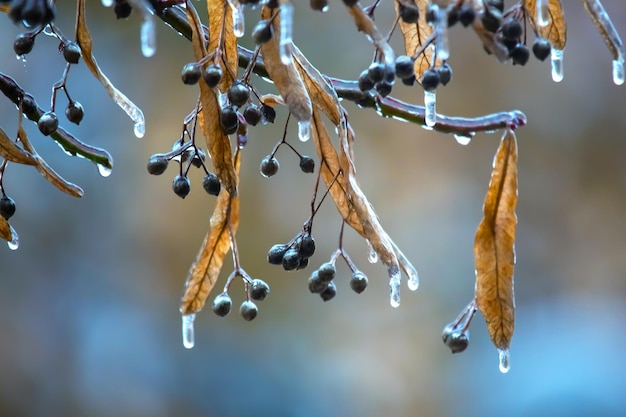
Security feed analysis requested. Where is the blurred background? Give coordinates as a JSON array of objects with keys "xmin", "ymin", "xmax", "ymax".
[{"xmin": 1, "ymin": 2, "xmax": 626, "ymax": 416}]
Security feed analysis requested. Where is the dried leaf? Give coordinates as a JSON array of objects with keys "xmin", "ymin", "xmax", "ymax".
[
  {"xmin": 396, "ymin": 0, "xmax": 437, "ymax": 79},
  {"xmin": 581, "ymin": 0, "xmax": 623, "ymax": 60},
  {"xmin": 187, "ymin": 0, "xmax": 238, "ymax": 197},
  {"xmin": 18, "ymin": 126, "xmax": 84, "ymax": 198},
  {"xmin": 0, "ymin": 216, "xmax": 11, "ymax": 242},
  {"xmin": 524, "ymin": 0, "xmax": 567, "ymax": 50},
  {"xmin": 346, "ymin": 3, "xmax": 395, "ymax": 62},
  {"xmin": 209, "ymin": 0, "xmax": 239, "ymax": 90},
  {"xmin": 75, "ymin": 0, "xmax": 145, "ymax": 137},
  {"xmin": 474, "ymin": 128, "xmax": 518, "ymax": 350},
  {"xmin": 259, "ymin": 7, "xmax": 312, "ymax": 123},
  {"xmin": 471, "ymin": 6, "xmax": 510, "ymax": 62},
  {"xmin": 180, "ymin": 150, "xmax": 241, "ymax": 315},
  {"xmin": 0, "ymin": 127, "xmax": 37, "ymax": 165}
]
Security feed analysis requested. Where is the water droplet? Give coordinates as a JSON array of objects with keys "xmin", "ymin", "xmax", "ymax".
[
  {"xmin": 182, "ymin": 313, "xmax": 196, "ymax": 349},
  {"xmin": 101, "ymin": 0, "xmax": 113, "ymax": 6},
  {"xmin": 133, "ymin": 121, "xmax": 145, "ymax": 138},
  {"xmin": 140, "ymin": 17, "xmax": 156, "ymax": 58},
  {"xmin": 279, "ymin": 3, "xmax": 294, "ymax": 65},
  {"xmin": 551, "ymin": 48, "xmax": 564, "ymax": 83},
  {"xmin": 7, "ymin": 226, "xmax": 19, "ymax": 250},
  {"xmin": 97, "ymin": 164, "xmax": 112, "ymax": 177},
  {"xmin": 366, "ymin": 240, "xmax": 378, "ymax": 264},
  {"xmin": 612, "ymin": 54, "xmax": 624, "ymax": 85},
  {"xmin": 389, "ymin": 274, "xmax": 401, "ymax": 308},
  {"xmin": 498, "ymin": 348, "xmax": 510, "ymax": 373},
  {"xmin": 297, "ymin": 120, "xmax": 311, "ymax": 142},
  {"xmin": 536, "ymin": 0, "xmax": 550, "ymax": 27},
  {"xmin": 15, "ymin": 55, "xmax": 26, "ymax": 63},
  {"xmin": 454, "ymin": 134, "xmax": 472, "ymax": 146},
  {"xmin": 406, "ymin": 265, "xmax": 419, "ymax": 291},
  {"xmin": 424, "ymin": 91, "xmax": 437, "ymax": 127}
]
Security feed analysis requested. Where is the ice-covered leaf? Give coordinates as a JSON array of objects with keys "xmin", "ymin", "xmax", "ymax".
[
  {"xmin": 75, "ymin": 0, "xmax": 145, "ymax": 138},
  {"xmin": 180, "ymin": 150, "xmax": 241, "ymax": 315},
  {"xmin": 396, "ymin": 0, "xmax": 437, "ymax": 79},
  {"xmin": 0, "ymin": 127, "xmax": 36, "ymax": 165},
  {"xmin": 581, "ymin": 0, "xmax": 623, "ymax": 61},
  {"xmin": 474, "ymin": 128, "xmax": 518, "ymax": 350},
  {"xmin": 187, "ymin": 0, "xmax": 238, "ymax": 197},
  {"xmin": 524, "ymin": 0, "xmax": 567, "ymax": 50},
  {"xmin": 345, "ymin": 2, "xmax": 395, "ymax": 66}
]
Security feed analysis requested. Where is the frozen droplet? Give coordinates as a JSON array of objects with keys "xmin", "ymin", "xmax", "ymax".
[
  {"xmin": 612, "ymin": 54, "xmax": 624, "ymax": 85},
  {"xmin": 454, "ymin": 134, "xmax": 472, "ymax": 146},
  {"xmin": 140, "ymin": 17, "xmax": 156, "ymax": 58},
  {"xmin": 424, "ymin": 91, "xmax": 437, "ymax": 127},
  {"xmin": 133, "ymin": 122, "xmax": 145, "ymax": 139},
  {"xmin": 7, "ymin": 226, "xmax": 19, "ymax": 250},
  {"xmin": 182, "ymin": 313, "xmax": 196, "ymax": 349},
  {"xmin": 406, "ymin": 265, "xmax": 419, "ymax": 291},
  {"xmin": 279, "ymin": 3, "xmax": 294, "ymax": 65},
  {"xmin": 366, "ymin": 240, "xmax": 378, "ymax": 264},
  {"xmin": 297, "ymin": 120, "xmax": 311, "ymax": 142},
  {"xmin": 434, "ymin": 6, "xmax": 450, "ymax": 61},
  {"xmin": 101, "ymin": 0, "xmax": 113, "ymax": 6},
  {"xmin": 551, "ymin": 48, "xmax": 564, "ymax": 83},
  {"xmin": 536, "ymin": 0, "xmax": 550, "ymax": 27},
  {"xmin": 230, "ymin": 1, "xmax": 245, "ymax": 38},
  {"xmin": 389, "ymin": 273, "xmax": 401, "ymax": 308},
  {"xmin": 498, "ymin": 348, "xmax": 510, "ymax": 374},
  {"xmin": 15, "ymin": 55, "xmax": 26, "ymax": 63},
  {"xmin": 109, "ymin": 88, "xmax": 145, "ymax": 138},
  {"xmin": 97, "ymin": 164, "xmax": 112, "ymax": 177}
]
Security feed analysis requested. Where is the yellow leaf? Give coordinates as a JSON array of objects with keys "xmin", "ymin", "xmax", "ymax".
[
  {"xmin": 396, "ymin": 0, "xmax": 438, "ymax": 79},
  {"xmin": 208, "ymin": 0, "xmax": 238, "ymax": 90},
  {"xmin": 0, "ymin": 216, "xmax": 11, "ymax": 242},
  {"xmin": 581, "ymin": 0, "xmax": 622, "ymax": 60},
  {"xmin": 524, "ymin": 0, "xmax": 567, "ymax": 50},
  {"xmin": 0, "ymin": 127, "xmax": 37, "ymax": 166},
  {"xmin": 180, "ymin": 150, "xmax": 241, "ymax": 315},
  {"xmin": 474, "ymin": 128, "xmax": 518, "ymax": 350}
]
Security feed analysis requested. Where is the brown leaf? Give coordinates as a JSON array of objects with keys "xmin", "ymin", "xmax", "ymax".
[
  {"xmin": 581, "ymin": 0, "xmax": 622, "ymax": 60},
  {"xmin": 208, "ymin": 0, "xmax": 239, "ymax": 90},
  {"xmin": 346, "ymin": 3, "xmax": 395, "ymax": 61},
  {"xmin": 471, "ymin": 6, "xmax": 510, "ymax": 62},
  {"xmin": 75, "ymin": 0, "xmax": 145, "ymax": 137},
  {"xmin": 524, "ymin": 0, "xmax": 567, "ymax": 50},
  {"xmin": 396, "ymin": 0, "xmax": 438, "ymax": 79},
  {"xmin": 0, "ymin": 216, "xmax": 11, "ymax": 242},
  {"xmin": 180, "ymin": 150, "xmax": 241, "ymax": 315},
  {"xmin": 187, "ymin": 0, "xmax": 238, "ymax": 197},
  {"xmin": 259, "ymin": 7, "xmax": 312, "ymax": 123},
  {"xmin": 0, "ymin": 127, "xmax": 37, "ymax": 165},
  {"xmin": 474, "ymin": 128, "xmax": 518, "ymax": 350}
]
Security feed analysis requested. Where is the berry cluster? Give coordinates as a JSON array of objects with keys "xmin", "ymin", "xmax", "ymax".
[{"xmin": 211, "ymin": 271, "xmax": 270, "ymax": 322}]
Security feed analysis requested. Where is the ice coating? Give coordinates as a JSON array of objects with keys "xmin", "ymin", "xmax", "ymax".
[
  {"xmin": 279, "ymin": 3, "xmax": 294, "ymax": 65},
  {"xmin": 140, "ymin": 17, "xmax": 156, "ymax": 58},
  {"xmin": 424, "ymin": 91, "xmax": 436, "ymax": 127},
  {"xmin": 389, "ymin": 272, "xmax": 401, "ymax": 308},
  {"xmin": 536, "ymin": 0, "xmax": 550, "ymax": 27},
  {"xmin": 297, "ymin": 120, "xmax": 311, "ymax": 142},
  {"xmin": 551, "ymin": 48, "xmax": 564, "ymax": 82},
  {"xmin": 7, "ymin": 226, "xmax": 18, "ymax": 250},
  {"xmin": 613, "ymin": 55, "xmax": 625, "ymax": 85},
  {"xmin": 182, "ymin": 313, "xmax": 196, "ymax": 349},
  {"xmin": 498, "ymin": 348, "xmax": 510, "ymax": 373},
  {"xmin": 434, "ymin": 6, "xmax": 450, "ymax": 61}
]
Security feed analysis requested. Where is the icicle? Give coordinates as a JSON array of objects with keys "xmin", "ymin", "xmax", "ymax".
[
  {"xmin": 7, "ymin": 226, "xmax": 19, "ymax": 250},
  {"xmin": 434, "ymin": 6, "xmax": 450, "ymax": 61},
  {"xmin": 279, "ymin": 3, "xmax": 294, "ymax": 65},
  {"xmin": 101, "ymin": 0, "xmax": 114, "ymax": 7},
  {"xmin": 498, "ymin": 348, "xmax": 510, "ymax": 373},
  {"xmin": 389, "ymin": 270, "xmax": 401, "ymax": 308},
  {"xmin": 424, "ymin": 91, "xmax": 437, "ymax": 127},
  {"xmin": 229, "ymin": 1, "xmax": 245, "ymax": 38},
  {"xmin": 613, "ymin": 53, "xmax": 624, "ymax": 86},
  {"xmin": 454, "ymin": 134, "xmax": 472, "ymax": 146},
  {"xmin": 550, "ymin": 48, "xmax": 564, "ymax": 82},
  {"xmin": 536, "ymin": 0, "xmax": 550, "ymax": 27},
  {"xmin": 97, "ymin": 164, "xmax": 112, "ymax": 177},
  {"xmin": 405, "ymin": 264, "xmax": 419, "ymax": 291},
  {"xmin": 297, "ymin": 120, "xmax": 311, "ymax": 142},
  {"xmin": 140, "ymin": 17, "xmax": 156, "ymax": 58},
  {"xmin": 181, "ymin": 313, "xmax": 196, "ymax": 349},
  {"xmin": 366, "ymin": 240, "xmax": 378, "ymax": 264}
]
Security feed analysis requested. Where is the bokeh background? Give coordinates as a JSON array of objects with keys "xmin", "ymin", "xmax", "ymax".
[{"xmin": 1, "ymin": 2, "xmax": 626, "ymax": 416}]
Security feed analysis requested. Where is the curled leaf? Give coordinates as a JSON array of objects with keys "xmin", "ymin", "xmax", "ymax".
[
  {"xmin": 524, "ymin": 0, "xmax": 567, "ymax": 50},
  {"xmin": 180, "ymin": 150, "xmax": 241, "ymax": 315},
  {"xmin": 581, "ymin": 0, "xmax": 623, "ymax": 61},
  {"xmin": 0, "ymin": 127, "xmax": 36, "ymax": 165},
  {"xmin": 474, "ymin": 128, "xmax": 518, "ymax": 350}
]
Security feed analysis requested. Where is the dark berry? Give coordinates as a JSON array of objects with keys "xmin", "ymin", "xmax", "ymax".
[
  {"xmin": 420, "ymin": 68, "xmax": 440, "ymax": 92},
  {"xmin": 0, "ymin": 196, "xmax": 16, "ymax": 220},
  {"xmin": 481, "ymin": 9, "xmax": 502, "ymax": 33},
  {"xmin": 220, "ymin": 106, "xmax": 239, "ymax": 135},
  {"xmin": 172, "ymin": 175, "xmax": 191, "ymax": 198},
  {"xmin": 398, "ymin": 4, "xmax": 419, "ymax": 24},
  {"xmin": 499, "ymin": 35, "xmax": 518, "ymax": 52},
  {"xmin": 310, "ymin": 0, "xmax": 328, "ymax": 11},
  {"xmin": 203, "ymin": 64, "xmax": 222, "ymax": 88},
  {"xmin": 202, "ymin": 172, "xmax": 221, "ymax": 196},
  {"xmin": 532, "ymin": 38, "xmax": 551, "ymax": 61},
  {"xmin": 239, "ymin": 300, "xmax": 258, "ymax": 321},
  {"xmin": 282, "ymin": 248, "xmax": 301, "ymax": 271},
  {"xmin": 65, "ymin": 101, "xmax": 84, "ymax": 125},
  {"xmin": 268, "ymin": 244, "xmax": 288, "ymax": 265},
  {"xmin": 147, "ymin": 154, "xmax": 169, "ymax": 175},
  {"xmin": 13, "ymin": 33, "xmax": 35, "ymax": 56},
  {"xmin": 342, "ymin": 0, "xmax": 358, "ymax": 6},
  {"xmin": 320, "ymin": 281, "xmax": 337, "ymax": 301},
  {"xmin": 227, "ymin": 82, "xmax": 250, "ymax": 107},
  {"xmin": 442, "ymin": 325, "xmax": 469, "ymax": 354},
  {"xmin": 367, "ymin": 62, "xmax": 385, "ymax": 84},
  {"xmin": 510, "ymin": 44, "xmax": 530, "ymax": 66},
  {"xmin": 212, "ymin": 293, "xmax": 232, "ymax": 317},
  {"xmin": 260, "ymin": 104, "xmax": 276, "ymax": 124},
  {"xmin": 438, "ymin": 63, "xmax": 452, "ymax": 86},
  {"xmin": 114, "ymin": 1, "xmax": 132, "ymax": 19},
  {"xmin": 297, "ymin": 257, "xmax": 309, "ymax": 270},
  {"xmin": 62, "ymin": 41, "xmax": 81, "ymax": 64},
  {"xmin": 350, "ymin": 271, "xmax": 368, "ymax": 294},
  {"xmin": 10, "ymin": 0, "xmax": 55, "ymax": 26},
  {"xmin": 375, "ymin": 81, "xmax": 392, "ymax": 97},
  {"xmin": 191, "ymin": 148, "xmax": 206, "ymax": 168},
  {"xmin": 299, "ymin": 156, "xmax": 315, "ymax": 173},
  {"xmin": 298, "ymin": 234, "xmax": 316, "ymax": 258},
  {"xmin": 243, "ymin": 104, "xmax": 262, "ymax": 126},
  {"xmin": 181, "ymin": 63, "xmax": 202, "ymax": 85},
  {"xmin": 358, "ymin": 70, "xmax": 374, "ymax": 92},
  {"xmin": 250, "ymin": 279, "xmax": 270, "ymax": 301},
  {"xmin": 266, "ymin": 0, "xmax": 278, "ymax": 8},
  {"xmin": 260, "ymin": 156, "xmax": 279, "ymax": 177},
  {"xmin": 317, "ymin": 262, "xmax": 336, "ymax": 283},
  {"xmin": 459, "ymin": 6, "xmax": 475, "ymax": 27},
  {"xmin": 37, "ymin": 112, "xmax": 58, "ymax": 136},
  {"xmin": 308, "ymin": 271, "xmax": 327, "ymax": 294},
  {"xmin": 20, "ymin": 94, "xmax": 37, "ymax": 115},
  {"xmin": 501, "ymin": 19, "xmax": 523, "ymax": 40},
  {"xmin": 252, "ymin": 19, "xmax": 273, "ymax": 44},
  {"xmin": 447, "ymin": 7, "xmax": 459, "ymax": 27},
  {"xmin": 401, "ymin": 75, "xmax": 416, "ymax": 86},
  {"xmin": 395, "ymin": 55, "xmax": 415, "ymax": 80}
]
